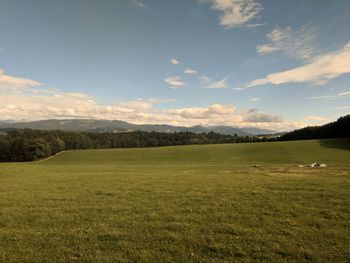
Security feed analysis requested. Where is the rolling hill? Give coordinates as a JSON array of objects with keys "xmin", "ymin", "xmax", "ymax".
[{"xmin": 0, "ymin": 139, "xmax": 349, "ymax": 262}]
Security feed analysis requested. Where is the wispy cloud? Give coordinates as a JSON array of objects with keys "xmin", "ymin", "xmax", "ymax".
[
  {"xmin": 251, "ymin": 97, "xmax": 261, "ymax": 102},
  {"xmin": 200, "ymin": 75, "xmax": 227, "ymax": 89},
  {"xmin": 309, "ymin": 91, "xmax": 350, "ymax": 99},
  {"xmin": 304, "ymin": 116, "xmax": 328, "ymax": 123},
  {"xmin": 256, "ymin": 26, "xmax": 317, "ymax": 59},
  {"xmin": 131, "ymin": 0, "xmax": 147, "ymax": 8},
  {"xmin": 204, "ymin": 0, "xmax": 263, "ymax": 29},
  {"xmin": 170, "ymin": 58, "xmax": 180, "ymax": 65},
  {"xmin": 184, "ymin": 68, "xmax": 198, "ymax": 74},
  {"xmin": 246, "ymin": 41, "xmax": 350, "ymax": 88},
  {"xmin": 335, "ymin": 105, "xmax": 350, "ymax": 110},
  {"xmin": 232, "ymin": 86, "xmax": 245, "ymax": 91},
  {"xmin": 164, "ymin": 76, "xmax": 186, "ymax": 89}
]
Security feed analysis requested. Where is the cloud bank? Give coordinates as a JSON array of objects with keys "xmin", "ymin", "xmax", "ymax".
[
  {"xmin": 0, "ymin": 68, "xmax": 309, "ymax": 131},
  {"xmin": 0, "ymin": 69, "xmax": 43, "ymax": 90}
]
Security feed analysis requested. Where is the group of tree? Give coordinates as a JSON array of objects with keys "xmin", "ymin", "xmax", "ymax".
[
  {"xmin": 0, "ymin": 129, "xmax": 273, "ymax": 162},
  {"xmin": 279, "ymin": 115, "xmax": 350, "ymax": 141}
]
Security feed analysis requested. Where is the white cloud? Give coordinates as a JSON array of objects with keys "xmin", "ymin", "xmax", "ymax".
[
  {"xmin": 247, "ymin": 41, "xmax": 350, "ymax": 88},
  {"xmin": 0, "ymin": 87, "xmax": 297, "ymax": 130},
  {"xmin": 207, "ymin": 78, "xmax": 227, "ymax": 89},
  {"xmin": 335, "ymin": 105, "xmax": 350, "ymax": 110},
  {"xmin": 0, "ymin": 68, "xmax": 43, "ymax": 90},
  {"xmin": 241, "ymin": 108, "xmax": 283, "ymax": 123},
  {"xmin": 164, "ymin": 76, "xmax": 186, "ymax": 89},
  {"xmin": 309, "ymin": 91, "xmax": 350, "ymax": 99},
  {"xmin": 131, "ymin": 0, "xmax": 147, "ymax": 8},
  {"xmin": 337, "ymin": 91, "xmax": 350, "ymax": 97},
  {"xmin": 232, "ymin": 86, "xmax": 245, "ymax": 91},
  {"xmin": 168, "ymin": 104, "xmax": 236, "ymax": 119},
  {"xmin": 256, "ymin": 45, "xmax": 280, "ymax": 54},
  {"xmin": 170, "ymin": 58, "xmax": 180, "ymax": 65},
  {"xmin": 200, "ymin": 75, "xmax": 227, "ymax": 89},
  {"xmin": 256, "ymin": 26, "xmax": 317, "ymax": 59},
  {"xmin": 117, "ymin": 100, "xmax": 153, "ymax": 111},
  {"xmin": 184, "ymin": 68, "xmax": 198, "ymax": 74},
  {"xmin": 165, "ymin": 105, "xmax": 307, "ymax": 131},
  {"xmin": 146, "ymin": 98, "xmax": 176, "ymax": 103},
  {"xmin": 304, "ymin": 116, "xmax": 328, "ymax": 123},
  {"xmin": 0, "ymin": 90, "xmax": 175, "ymax": 123},
  {"xmin": 250, "ymin": 97, "xmax": 261, "ymax": 102},
  {"xmin": 0, "ymin": 89, "xmax": 306, "ymax": 131},
  {"xmin": 0, "ymin": 68, "xmax": 315, "ymax": 131},
  {"xmin": 207, "ymin": 0, "xmax": 263, "ymax": 29},
  {"xmin": 0, "ymin": 92, "xmax": 308, "ymax": 131},
  {"xmin": 27, "ymin": 87, "xmax": 57, "ymax": 95}
]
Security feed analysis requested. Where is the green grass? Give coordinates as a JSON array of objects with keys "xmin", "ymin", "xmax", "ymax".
[{"xmin": 0, "ymin": 139, "xmax": 349, "ymax": 262}]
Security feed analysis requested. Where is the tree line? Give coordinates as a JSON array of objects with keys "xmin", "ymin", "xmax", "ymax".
[
  {"xmin": 0, "ymin": 129, "xmax": 272, "ymax": 162},
  {"xmin": 279, "ymin": 115, "xmax": 350, "ymax": 141}
]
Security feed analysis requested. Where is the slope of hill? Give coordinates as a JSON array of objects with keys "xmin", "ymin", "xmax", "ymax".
[
  {"xmin": 280, "ymin": 115, "xmax": 350, "ymax": 140},
  {"xmin": 0, "ymin": 139, "xmax": 349, "ymax": 262},
  {"xmin": 47, "ymin": 138, "xmax": 350, "ymax": 166},
  {"xmin": 0, "ymin": 119, "xmax": 275, "ymax": 136}
]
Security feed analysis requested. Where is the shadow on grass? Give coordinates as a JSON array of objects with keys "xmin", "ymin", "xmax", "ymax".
[{"xmin": 318, "ymin": 138, "xmax": 350, "ymax": 150}]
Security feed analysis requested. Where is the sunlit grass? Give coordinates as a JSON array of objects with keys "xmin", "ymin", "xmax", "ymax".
[{"xmin": 0, "ymin": 139, "xmax": 349, "ymax": 262}]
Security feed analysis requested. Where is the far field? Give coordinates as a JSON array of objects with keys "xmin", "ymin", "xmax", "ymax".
[{"xmin": 0, "ymin": 139, "xmax": 350, "ymax": 262}]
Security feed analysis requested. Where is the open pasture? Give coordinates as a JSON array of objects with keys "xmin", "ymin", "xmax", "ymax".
[{"xmin": 0, "ymin": 139, "xmax": 350, "ymax": 262}]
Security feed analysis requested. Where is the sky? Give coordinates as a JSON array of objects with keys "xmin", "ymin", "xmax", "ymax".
[{"xmin": 0, "ymin": 0, "xmax": 349, "ymax": 131}]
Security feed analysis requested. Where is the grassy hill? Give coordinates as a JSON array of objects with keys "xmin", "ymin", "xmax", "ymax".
[
  {"xmin": 0, "ymin": 139, "xmax": 349, "ymax": 262},
  {"xmin": 48, "ymin": 138, "xmax": 350, "ymax": 166}
]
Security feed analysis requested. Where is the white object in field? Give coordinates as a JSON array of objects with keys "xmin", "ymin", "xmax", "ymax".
[
  {"xmin": 309, "ymin": 162, "xmax": 327, "ymax": 168},
  {"xmin": 310, "ymin": 162, "xmax": 320, "ymax": 168},
  {"xmin": 309, "ymin": 162, "xmax": 318, "ymax": 168},
  {"xmin": 298, "ymin": 165, "xmax": 304, "ymax": 168}
]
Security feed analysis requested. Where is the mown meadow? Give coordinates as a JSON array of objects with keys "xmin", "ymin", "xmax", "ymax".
[{"xmin": 0, "ymin": 139, "xmax": 349, "ymax": 262}]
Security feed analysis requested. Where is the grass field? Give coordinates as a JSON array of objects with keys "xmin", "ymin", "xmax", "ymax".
[{"xmin": 0, "ymin": 138, "xmax": 350, "ymax": 262}]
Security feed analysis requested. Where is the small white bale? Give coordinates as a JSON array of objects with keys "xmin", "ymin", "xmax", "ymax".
[{"xmin": 309, "ymin": 162, "xmax": 318, "ymax": 168}]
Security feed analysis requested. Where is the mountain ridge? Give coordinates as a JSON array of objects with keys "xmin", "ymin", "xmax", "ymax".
[{"xmin": 0, "ymin": 119, "xmax": 276, "ymax": 136}]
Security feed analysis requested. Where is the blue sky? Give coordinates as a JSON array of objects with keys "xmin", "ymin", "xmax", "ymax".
[{"xmin": 0, "ymin": 0, "xmax": 349, "ymax": 130}]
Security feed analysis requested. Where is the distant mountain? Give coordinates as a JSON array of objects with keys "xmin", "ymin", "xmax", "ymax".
[
  {"xmin": 0, "ymin": 119, "xmax": 16, "ymax": 124},
  {"xmin": 0, "ymin": 119, "xmax": 276, "ymax": 136},
  {"xmin": 240, "ymin": 127, "xmax": 278, "ymax": 135}
]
